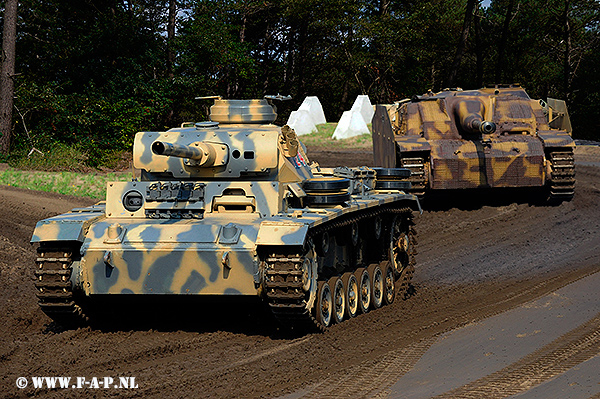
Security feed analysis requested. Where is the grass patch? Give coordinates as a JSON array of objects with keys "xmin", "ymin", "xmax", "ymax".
[
  {"xmin": 0, "ymin": 168, "xmax": 132, "ymax": 200},
  {"xmin": 10, "ymin": 143, "xmax": 92, "ymax": 172},
  {"xmin": 9, "ymin": 143, "xmax": 132, "ymax": 173},
  {"xmin": 298, "ymin": 123, "xmax": 373, "ymax": 149}
]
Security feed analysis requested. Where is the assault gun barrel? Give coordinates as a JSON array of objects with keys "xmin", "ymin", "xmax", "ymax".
[{"xmin": 455, "ymin": 100, "xmax": 497, "ymax": 135}]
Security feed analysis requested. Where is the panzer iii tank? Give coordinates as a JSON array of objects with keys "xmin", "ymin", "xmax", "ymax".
[
  {"xmin": 372, "ymin": 84, "xmax": 576, "ymax": 201},
  {"xmin": 31, "ymin": 98, "xmax": 420, "ymax": 331}
]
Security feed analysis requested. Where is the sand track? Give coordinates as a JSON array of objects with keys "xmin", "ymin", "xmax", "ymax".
[{"xmin": 1, "ymin": 148, "xmax": 599, "ymax": 398}]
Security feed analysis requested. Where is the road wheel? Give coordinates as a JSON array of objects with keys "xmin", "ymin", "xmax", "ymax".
[
  {"xmin": 341, "ymin": 272, "xmax": 358, "ymax": 318},
  {"xmin": 328, "ymin": 277, "xmax": 345, "ymax": 324},
  {"xmin": 368, "ymin": 263, "xmax": 384, "ymax": 309},
  {"xmin": 383, "ymin": 262, "xmax": 396, "ymax": 305},
  {"xmin": 354, "ymin": 268, "xmax": 371, "ymax": 314},
  {"xmin": 315, "ymin": 281, "xmax": 333, "ymax": 328}
]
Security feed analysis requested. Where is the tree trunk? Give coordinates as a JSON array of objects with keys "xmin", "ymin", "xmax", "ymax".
[
  {"xmin": 474, "ymin": 8, "xmax": 484, "ymax": 87},
  {"xmin": 296, "ymin": 20, "xmax": 308, "ymax": 97},
  {"xmin": 446, "ymin": 0, "xmax": 477, "ymax": 88},
  {"xmin": 167, "ymin": 0, "xmax": 176, "ymax": 78},
  {"xmin": 0, "ymin": 0, "xmax": 18, "ymax": 155},
  {"xmin": 562, "ymin": 0, "xmax": 572, "ymax": 102},
  {"xmin": 495, "ymin": 0, "xmax": 515, "ymax": 83},
  {"xmin": 379, "ymin": 0, "xmax": 391, "ymax": 16}
]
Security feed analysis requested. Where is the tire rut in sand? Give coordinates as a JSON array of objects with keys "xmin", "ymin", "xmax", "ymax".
[{"xmin": 432, "ymin": 313, "xmax": 600, "ymax": 399}]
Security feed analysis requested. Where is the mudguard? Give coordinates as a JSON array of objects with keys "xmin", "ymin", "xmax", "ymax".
[
  {"xmin": 537, "ymin": 131, "xmax": 575, "ymax": 148},
  {"xmin": 31, "ymin": 204, "xmax": 105, "ymax": 243}
]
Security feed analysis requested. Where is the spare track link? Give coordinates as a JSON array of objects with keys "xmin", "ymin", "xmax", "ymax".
[
  {"xmin": 400, "ymin": 157, "xmax": 427, "ymax": 197},
  {"xmin": 264, "ymin": 207, "xmax": 416, "ymax": 332},
  {"xmin": 548, "ymin": 150, "xmax": 575, "ymax": 200},
  {"xmin": 35, "ymin": 244, "xmax": 87, "ymax": 326}
]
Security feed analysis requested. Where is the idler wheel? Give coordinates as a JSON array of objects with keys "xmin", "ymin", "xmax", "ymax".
[
  {"xmin": 341, "ymin": 272, "xmax": 359, "ymax": 318},
  {"xmin": 389, "ymin": 215, "xmax": 411, "ymax": 275},
  {"xmin": 328, "ymin": 277, "xmax": 345, "ymax": 324}
]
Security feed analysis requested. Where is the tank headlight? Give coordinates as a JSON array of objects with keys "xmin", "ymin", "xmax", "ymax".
[{"xmin": 123, "ymin": 190, "xmax": 144, "ymax": 212}]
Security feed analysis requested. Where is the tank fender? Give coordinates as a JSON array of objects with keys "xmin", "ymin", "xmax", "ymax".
[
  {"xmin": 396, "ymin": 137, "xmax": 431, "ymax": 153},
  {"xmin": 256, "ymin": 220, "xmax": 309, "ymax": 246},
  {"xmin": 537, "ymin": 130, "xmax": 575, "ymax": 148},
  {"xmin": 31, "ymin": 205, "xmax": 104, "ymax": 243}
]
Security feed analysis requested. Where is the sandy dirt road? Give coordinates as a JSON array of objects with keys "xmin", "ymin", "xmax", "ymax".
[{"xmin": 0, "ymin": 146, "xmax": 599, "ymax": 398}]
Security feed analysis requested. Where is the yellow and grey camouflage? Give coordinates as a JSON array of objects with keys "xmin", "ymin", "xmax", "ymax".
[
  {"xmin": 31, "ymin": 98, "xmax": 420, "ymax": 331},
  {"xmin": 372, "ymin": 84, "xmax": 576, "ymax": 200}
]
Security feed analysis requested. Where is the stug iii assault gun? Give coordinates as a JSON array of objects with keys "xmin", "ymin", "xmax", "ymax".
[
  {"xmin": 31, "ymin": 98, "xmax": 420, "ymax": 331},
  {"xmin": 372, "ymin": 84, "xmax": 576, "ymax": 202}
]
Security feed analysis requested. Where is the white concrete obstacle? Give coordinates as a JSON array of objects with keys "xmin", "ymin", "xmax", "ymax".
[
  {"xmin": 286, "ymin": 96, "xmax": 327, "ymax": 135},
  {"xmin": 298, "ymin": 96, "xmax": 327, "ymax": 125},
  {"xmin": 332, "ymin": 95, "xmax": 374, "ymax": 139},
  {"xmin": 286, "ymin": 110, "xmax": 318, "ymax": 136},
  {"xmin": 351, "ymin": 95, "xmax": 374, "ymax": 126},
  {"xmin": 332, "ymin": 110, "xmax": 370, "ymax": 139}
]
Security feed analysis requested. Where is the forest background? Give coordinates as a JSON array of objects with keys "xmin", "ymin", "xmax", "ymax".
[{"xmin": 0, "ymin": 0, "xmax": 599, "ymax": 168}]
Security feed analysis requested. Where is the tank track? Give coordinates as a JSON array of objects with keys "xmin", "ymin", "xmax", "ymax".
[
  {"xmin": 400, "ymin": 157, "xmax": 427, "ymax": 197},
  {"xmin": 35, "ymin": 244, "xmax": 87, "ymax": 327},
  {"xmin": 548, "ymin": 150, "xmax": 575, "ymax": 201},
  {"xmin": 263, "ymin": 207, "xmax": 416, "ymax": 332}
]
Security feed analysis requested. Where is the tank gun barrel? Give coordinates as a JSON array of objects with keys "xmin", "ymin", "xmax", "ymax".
[
  {"xmin": 152, "ymin": 140, "xmax": 225, "ymax": 167},
  {"xmin": 470, "ymin": 119, "xmax": 497, "ymax": 134},
  {"xmin": 455, "ymin": 100, "xmax": 496, "ymax": 135},
  {"xmin": 152, "ymin": 141, "xmax": 203, "ymax": 160}
]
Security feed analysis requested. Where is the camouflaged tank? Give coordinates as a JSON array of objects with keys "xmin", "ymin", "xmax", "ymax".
[
  {"xmin": 372, "ymin": 84, "xmax": 576, "ymax": 201},
  {"xmin": 31, "ymin": 98, "xmax": 420, "ymax": 331}
]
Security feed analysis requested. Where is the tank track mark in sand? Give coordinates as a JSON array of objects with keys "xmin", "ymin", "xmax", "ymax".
[
  {"xmin": 35, "ymin": 244, "xmax": 87, "ymax": 327},
  {"xmin": 432, "ymin": 313, "xmax": 600, "ymax": 398},
  {"xmin": 548, "ymin": 150, "xmax": 575, "ymax": 201},
  {"xmin": 264, "ymin": 207, "xmax": 417, "ymax": 332}
]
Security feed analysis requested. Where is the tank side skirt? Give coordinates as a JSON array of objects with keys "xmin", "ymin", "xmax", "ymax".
[{"xmin": 263, "ymin": 206, "xmax": 416, "ymax": 331}]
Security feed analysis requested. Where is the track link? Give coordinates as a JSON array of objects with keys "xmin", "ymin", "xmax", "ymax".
[
  {"xmin": 548, "ymin": 150, "xmax": 575, "ymax": 201},
  {"xmin": 264, "ymin": 207, "xmax": 416, "ymax": 331},
  {"xmin": 35, "ymin": 244, "xmax": 87, "ymax": 326},
  {"xmin": 400, "ymin": 157, "xmax": 427, "ymax": 197}
]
